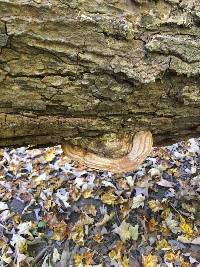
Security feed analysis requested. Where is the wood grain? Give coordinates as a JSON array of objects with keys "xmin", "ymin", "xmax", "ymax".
[{"xmin": 62, "ymin": 131, "xmax": 153, "ymax": 173}]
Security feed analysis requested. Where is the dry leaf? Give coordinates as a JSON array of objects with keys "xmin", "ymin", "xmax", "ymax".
[
  {"xmin": 70, "ymin": 223, "xmax": 84, "ymax": 245},
  {"xmin": 73, "ymin": 251, "xmax": 94, "ymax": 267},
  {"xmin": 164, "ymin": 252, "xmax": 177, "ymax": 262},
  {"xmin": 179, "ymin": 216, "xmax": 194, "ymax": 236},
  {"xmin": 191, "ymin": 236, "xmax": 200, "ymax": 245},
  {"xmin": 95, "ymin": 213, "xmax": 115, "ymax": 227},
  {"xmin": 109, "ymin": 240, "xmax": 130, "ymax": 266},
  {"xmin": 142, "ymin": 254, "xmax": 158, "ymax": 267},
  {"xmin": 147, "ymin": 218, "xmax": 158, "ymax": 232},
  {"xmin": 156, "ymin": 239, "xmax": 171, "ymax": 250},
  {"xmin": 132, "ymin": 194, "xmax": 145, "ymax": 209},
  {"xmin": 51, "ymin": 221, "xmax": 70, "ymax": 241},
  {"xmin": 120, "ymin": 255, "xmax": 130, "ymax": 267},
  {"xmin": 149, "ymin": 168, "xmax": 161, "ymax": 177},
  {"xmin": 82, "ymin": 189, "xmax": 93, "ymax": 199},
  {"xmin": 156, "ymin": 179, "xmax": 174, "ymax": 188},
  {"xmin": 44, "ymin": 149, "xmax": 56, "ymax": 162},
  {"xmin": 101, "ymin": 191, "xmax": 118, "ymax": 205},
  {"xmin": 165, "ymin": 213, "xmax": 180, "ymax": 234},
  {"xmin": 114, "ymin": 221, "xmax": 139, "ymax": 243},
  {"xmin": 181, "ymin": 203, "xmax": 196, "ymax": 213},
  {"xmin": 148, "ymin": 199, "xmax": 163, "ymax": 212},
  {"xmin": 0, "ymin": 202, "xmax": 8, "ymax": 211},
  {"xmin": 93, "ymin": 233, "xmax": 104, "ymax": 243},
  {"xmin": 52, "ymin": 248, "xmax": 61, "ymax": 263}
]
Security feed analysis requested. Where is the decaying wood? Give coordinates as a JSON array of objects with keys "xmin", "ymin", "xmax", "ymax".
[
  {"xmin": 62, "ymin": 131, "xmax": 153, "ymax": 173},
  {"xmin": 0, "ymin": 0, "xmax": 200, "ymax": 152}
]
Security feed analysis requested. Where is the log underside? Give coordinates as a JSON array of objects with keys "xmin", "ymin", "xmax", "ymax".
[{"xmin": 0, "ymin": 0, "xmax": 200, "ymax": 152}]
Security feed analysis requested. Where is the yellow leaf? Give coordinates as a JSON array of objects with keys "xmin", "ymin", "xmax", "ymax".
[
  {"xmin": 101, "ymin": 191, "xmax": 118, "ymax": 205},
  {"xmin": 51, "ymin": 232, "xmax": 63, "ymax": 241},
  {"xmin": 82, "ymin": 189, "xmax": 93, "ymax": 199},
  {"xmin": 179, "ymin": 256, "xmax": 191, "ymax": 267},
  {"xmin": 13, "ymin": 214, "xmax": 21, "ymax": 224},
  {"xmin": 182, "ymin": 203, "xmax": 196, "ymax": 213},
  {"xmin": 177, "ymin": 234, "xmax": 193, "ymax": 243},
  {"xmin": 142, "ymin": 254, "xmax": 158, "ymax": 267},
  {"xmin": 164, "ymin": 252, "xmax": 177, "ymax": 262},
  {"xmin": 148, "ymin": 200, "xmax": 163, "ymax": 212},
  {"xmin": 73, "ymin": 253, "xmax": 84, "ymax": 267},
  {"xmin": 120, "ymin": 255, "xmax": 130, "ymax": 267},
  {"xmin": 109, "ymin": 249, "xmax": 118, "ymax": 260},
  {"xmin": 160, "ymin": 226, "xmax": 171, "ymax": 236},
  {"xmin": 93, "ymin": 233, "xmax": 103, "ymax": 243},
  {"xmin": 83, "ymin": 205, "xmax": 97, "ymax": 216},
  {"xmin": 73, "ymin": 251, "xmax": 94, "ymax": 267},
  {"xmin": 179, "ymin": 216, "xmax": 193, "ymax": 236},
  {"xmin": 44, "ymin": 149, "xmax": 55, "ymax": 162},
  {"xmin": 109, "ymin": 241, "xmax": 127, "ymax": 264},
  {"xmin": 70, "ymin": 223, "xmax": 84, "ymax": 245},
  {"xmin": 51, "ymin": 221, "xmax": 69, "ymax": 241},
  {"xmin": 156, "ymin": 239, "xmax": 171, "ymax": 250},
  {"xmin": 161, "ymin": 208, "xmax": 171, "ymax": 219}
]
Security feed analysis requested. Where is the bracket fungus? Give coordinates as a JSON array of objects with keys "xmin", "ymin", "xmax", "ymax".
[{"xmin": 62, "ymin": 131, "xmax": 153, "ymax": 173}]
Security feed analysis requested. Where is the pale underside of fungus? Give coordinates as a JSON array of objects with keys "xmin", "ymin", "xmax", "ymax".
[{"xmin": 62, "ymin": 131, "xmax": 153, "ymax": 173}]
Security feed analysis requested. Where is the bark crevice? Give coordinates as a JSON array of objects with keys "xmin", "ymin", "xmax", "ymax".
[{"xmin": 0, "ymin": 0, "xmax": 199, "ymax": 149}]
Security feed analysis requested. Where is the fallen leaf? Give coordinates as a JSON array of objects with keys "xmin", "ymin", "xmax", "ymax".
[
  {"xmin": 51, "ymin": 221, "xmax": 70, "ymax": 241},
  {"xmin": 126, "ymin": 176, "xmax": 135, "ymax": 187},
  {"xmin": 179, "ymin": 216, "xmax": 194, "ymax": 236},
  {"xmin": 142, "ymin": 254, "xmax": 158, "ymax": 267},
  {"xmin": 148, "ymin": 199, "xmax": 163, "ymax": 212},
  {"xmin": 132, "ymin": 194, "xmax": 145, "ymax": 209},
  {"xmin": 191, "ymin": 236, "xmax": 200, "ymax": 245},
  {"xmin": 73, "ymin": 251, "xmax": 94, "ymax": 267},
  {"xmin": 102, "ymin": 180, "xmax": 116, "ymax": 189},
  {"xmin": 0, "ymin": 202, "xmax": 8, "ymax": 211},
  {"xmin": 181, "ymin": 203, "xmax": 196, "ymax": 213},
  {"xmin": 101, "ymin": 191, "xmax": 118, "ymax": 205},
  {"xmin": 114, "ymin": 221, "xmax": 139, "ymax": 243},
  {"xmin": 82, "ymin": 189, "xmax": 93, "ymax": 199},
  {"xmin": 95, "ymin": 213, "xmax": 115, "ymax": 227},
  {"xmin": 156, "ymin": 178, "xmax": 174, "ymax": 188},
  {"xmin": 147, "ymin": 218, "xmax": 158, "ymax": 232},
  {"xmin": 165, "ymin": 213, "xmax": 180, "ymax": 234},
  {"xmin": 177, "ymin": 235, "xmax": 198, "ymax": 244},
  {"xmin": 18, "ymin": 221, "xmax": 32, "ymax": 236},
  {"xmin": 52, "ymin": 248, "xmax": 61, "ymax": 263},
  {"xmin": 44, "ymin": 149, "xmax": 56, "ymax": 162},
  {"xmin": 70, "ymin": 223, "xmax": 84, "ymax": 245},
  {"xmin": 164, "ymin": 252, "xmax": 177, "ymax": 262},
  {"xmin": 93, "ymin": 233, "xmax": 103, "ymax": 243},
  {"xmin": 156, "ymin": 239, "xmax": 171, "ymax": 250},
  {"xmin": 149, "ymin": 168, "xmax": 161, "ymax": 177}
]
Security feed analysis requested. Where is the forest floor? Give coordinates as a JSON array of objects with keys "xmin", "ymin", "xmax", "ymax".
[{"xmin": 0, "ymin": 138, "xmax": 199, "ymax": 267}]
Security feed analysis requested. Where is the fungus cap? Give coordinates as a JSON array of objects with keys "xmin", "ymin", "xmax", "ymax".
[{"xmin": 62, "ymin": 131, "xmax": 153, "ymax": 173}]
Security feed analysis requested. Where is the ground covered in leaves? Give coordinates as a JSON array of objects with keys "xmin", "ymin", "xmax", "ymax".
[{"xmin": 0, "ymin": 139, "xmax": 200, "ymax": 267}]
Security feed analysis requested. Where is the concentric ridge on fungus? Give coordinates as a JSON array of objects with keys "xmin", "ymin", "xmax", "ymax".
[{"xmin": 62, "ymin": 131, "xmax": 153, "ymax": 173}]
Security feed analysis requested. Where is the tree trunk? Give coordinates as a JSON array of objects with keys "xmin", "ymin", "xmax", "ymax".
[{"xmin": 0, "ymin": 0, "xmax": 200, "ymax": 149}]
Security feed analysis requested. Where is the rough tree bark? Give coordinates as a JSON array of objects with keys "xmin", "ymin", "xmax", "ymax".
[{"xmin": 0, "ymin": 0, "xmax": 200, "ymax": 150}]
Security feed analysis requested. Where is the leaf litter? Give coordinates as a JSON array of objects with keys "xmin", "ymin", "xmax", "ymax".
[{"xmin": 0, "ymin": 138, "xmax": 199, "ymax": 266}]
